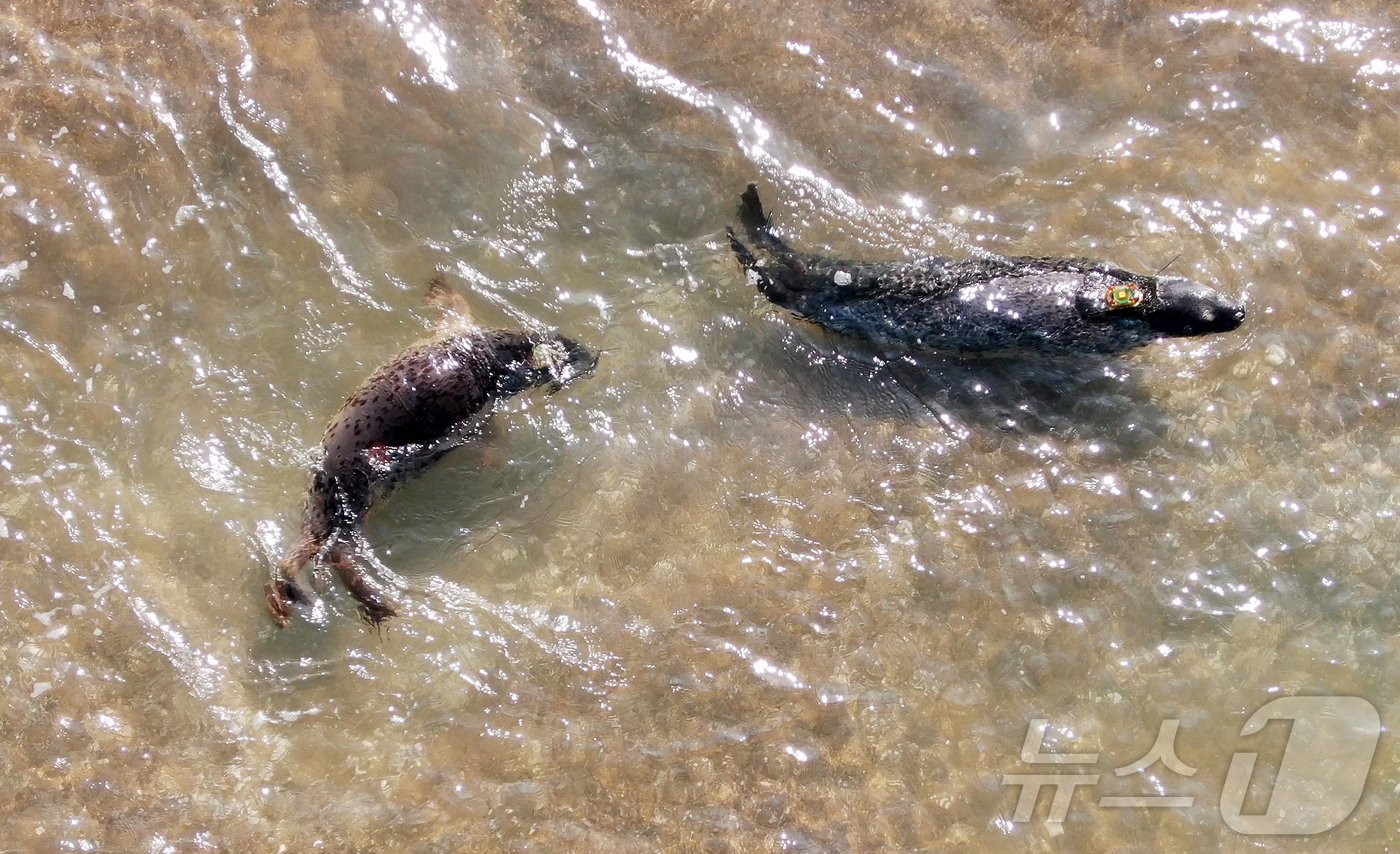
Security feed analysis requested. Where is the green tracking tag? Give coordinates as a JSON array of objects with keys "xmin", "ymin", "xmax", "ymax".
[{"xmin": 1106, "ymin": 283, "xmax": 1143, "ymax": 309}]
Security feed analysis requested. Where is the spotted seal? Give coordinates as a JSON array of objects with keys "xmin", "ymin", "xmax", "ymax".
[
  {"xmin": 727, "ymin": 184, "xmax": 1245, "ymax": 356},
  {"xmin": 268, "ymin": 277, "xmax": 597, "ymax": 627}
]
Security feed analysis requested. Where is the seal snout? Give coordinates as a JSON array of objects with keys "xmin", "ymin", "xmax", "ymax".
[
  {"xmin": 1202, "ymin": 294, "xmax": 1246, "ymax": 333},
  {"xmin": 558, "ymin": 337, "xmax": 600, "ymax": 383},
  {"xmin": 533, "ymin": 334, "xmax": 599, "ymax": 391},
  {"xmin": 1223, "ymin": 300, "xmax": 1247, "ymax": 331},
  {"xmin": 1196, "ymin": 295, "xmax": 1247, "ymax": 333}
]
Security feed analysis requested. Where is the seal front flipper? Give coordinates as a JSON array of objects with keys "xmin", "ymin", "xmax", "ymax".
[{"xmin": 425, "ymin": 273, "xmax": 476, "ymax": 334}]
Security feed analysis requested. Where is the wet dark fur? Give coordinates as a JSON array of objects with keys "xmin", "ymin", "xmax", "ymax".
[
  {"xmin": 728, "ymin": 184, "xmax": 1245, "ymax": 356},
  {"xmin": 269, "ymin": 321, "xmax": 594, "ymax": 627}
]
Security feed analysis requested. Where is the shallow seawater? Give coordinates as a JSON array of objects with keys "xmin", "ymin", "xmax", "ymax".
[{"xmin": 2, "ymin": 0, "xmax": 1399, "ymax": 849}]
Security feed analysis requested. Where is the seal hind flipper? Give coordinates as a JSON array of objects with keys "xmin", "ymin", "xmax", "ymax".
[
  {"xmin": 425, "ymin": 274, "xmax": 476, "ymax": 332},
  {"xmin": 266, "ymin": 574, "xmax": 310, "ymax": 627},
  {"xmin": 727, "ymin": 225, "xmax": 759, "ymax": 270},
  {"xmin": 267, "ymin": 529, "xmax": 397, "ymax": 626},
  {"xmin": 328, "ymin": 540, "xmax": 396, "ymax": 627},
  {"xmin": 738, "ymin": 182, "xmax": 791, "ymax": 253},
  {"xmin": 729, "ymin": 184, "xmax": 812, "ymax": 308},
  {"xmin": 739, "ymin": 183, "xmax": 770, "ymax": 237},
  {"xmin": 266, "ymin": 534, "xmax": 321, "ymax": 626},
  {"xmin": 728, "ymin": 225, "xmax": 797, "ymax": 306}
]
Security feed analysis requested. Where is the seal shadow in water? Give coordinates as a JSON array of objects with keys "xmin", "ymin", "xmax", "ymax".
[
  {"xmin": 735, "ymin": 317, "xmax": 1173, "ymax": 457},
  {"xmin": 358, "ymin": 423, "xmax": 583, "ymax": 581}
]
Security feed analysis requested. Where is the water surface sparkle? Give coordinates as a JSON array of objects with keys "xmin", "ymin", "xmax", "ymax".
[{"xmin": 1, "ymin": 0, "xmax": 1398, "ymax": 850}]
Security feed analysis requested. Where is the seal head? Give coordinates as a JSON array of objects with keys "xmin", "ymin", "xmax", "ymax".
[
  {"xmin": 487, "ymin": 330, "xmax": 598, "ymax": 395},
  {"xmin": 528, "ymin": 333, "xmax": 599, "ymax": 392},
  {"xmin": 1138, "ymin": 275, "xmax": 1247, "ymax": 337},
  {"xmin": 1076, "ymin": 271, "xmax": 1246, "ymax": 340}
]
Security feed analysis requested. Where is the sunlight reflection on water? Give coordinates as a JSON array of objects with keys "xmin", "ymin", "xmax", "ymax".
[{"xmin": 0, "ymin": 0, "xmax": 1398, "ymax": 849}]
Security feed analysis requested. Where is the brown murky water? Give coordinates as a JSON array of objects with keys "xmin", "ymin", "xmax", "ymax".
[{"xmin": 2, "ymin": 0, "xmax": 1399, "ymax": 850}]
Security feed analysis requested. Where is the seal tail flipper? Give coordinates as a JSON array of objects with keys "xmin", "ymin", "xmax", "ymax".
[
  {"xmin": 731, "ymin": 182, "xmax": 791, "ymax": 298},
  {"xmin": 733, "ymin": 182, "xmax": 816, "ymax": 308},
  {"xmin": 728, "ymin": 225, "xmax": 778, "ymax": 296},
  {"xmin": 729, "ymin": 225, "xmax": 809, "ymax": 309},
  {"xmin": 327, "ymin": 539, "xmax": 397, "ymax": 628},
  {"xmin": 425, "ymin": 273, "xmax": 476, "ymax": 333},
  {"xmin": 738, "ymin": 182, "xmax": 791, "ymax": 253}
]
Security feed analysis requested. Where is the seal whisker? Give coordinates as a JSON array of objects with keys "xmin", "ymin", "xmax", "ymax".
[{"xmin": 1154, "ymin": 252, "xmax": 1183, "ymax": 277}]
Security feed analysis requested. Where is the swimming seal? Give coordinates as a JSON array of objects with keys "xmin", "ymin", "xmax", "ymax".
[
  {"xmin": 727, "ymin": 184, "xmax": 1245, "ymax": 356},
  {"xmin": 268, "ymin": 277, "xmax": 597, "ymax": 627}
]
